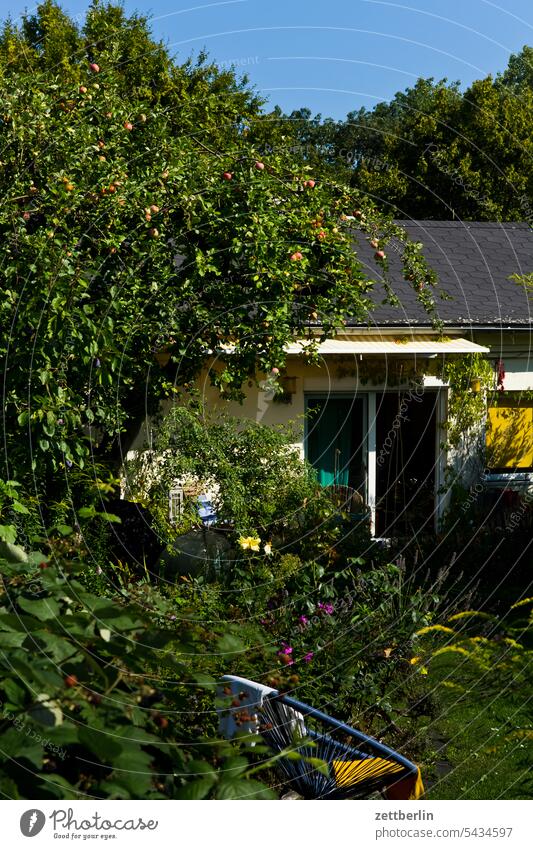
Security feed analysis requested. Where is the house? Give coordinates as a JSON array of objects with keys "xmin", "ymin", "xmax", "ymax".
[{"xmin": 136, "ymin": 221, "xmax": 533, "ymax": 538}]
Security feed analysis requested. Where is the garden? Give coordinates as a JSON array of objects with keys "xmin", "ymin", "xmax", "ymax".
[
  {"xmin": 0, "ymin": 0, "xmax": 531, "ymax": 801},
  {"xmin": 1, "ymin": 398, "xmax": 531, "ymax": 799}
]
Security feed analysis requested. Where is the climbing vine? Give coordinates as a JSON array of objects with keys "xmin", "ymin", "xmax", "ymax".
[{"xmin": 440, "ymin": 354, "xmax": 495, "ymax": 449}]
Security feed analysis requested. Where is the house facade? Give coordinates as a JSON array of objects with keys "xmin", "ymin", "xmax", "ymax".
[{"xmin": 136, "ymin": 221, "xmax": 533, "ymax": 537}]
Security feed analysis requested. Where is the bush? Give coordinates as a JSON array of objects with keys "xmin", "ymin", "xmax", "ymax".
[
  {"xmin": 125, "ymin": 402, "xmax": 328, "ymax": 539},
  {"xmin": 0, "ymin": 536, "xmax": 274, "ymax": 799}
]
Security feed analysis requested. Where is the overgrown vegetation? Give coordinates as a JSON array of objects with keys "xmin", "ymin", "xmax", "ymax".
[{"xmin": 0, "ymin": 0, "xmax": 530, "ymax": 802}]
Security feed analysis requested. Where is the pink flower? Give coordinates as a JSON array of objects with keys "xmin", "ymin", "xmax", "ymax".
[
  {"xmin": 303, "ymin": 652, "xmax": 314, "ymax": 663},
  {"xmin": 298, "ymin": 615, "xmax": 308, "ymax": 625},
  {"xmin": 281, "ymin": 643, "xmax": 293, "ymax": 654},
  {"xmin": 318, "ymin": 601, "xmax": 334, "ymax": 615}
]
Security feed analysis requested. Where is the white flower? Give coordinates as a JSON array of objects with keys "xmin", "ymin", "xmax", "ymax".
[{"xmin": 263, "ymin": 542, "xmax": 272, "ymax": 556}]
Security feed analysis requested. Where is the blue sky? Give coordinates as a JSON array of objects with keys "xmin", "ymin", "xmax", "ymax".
[{"xmin": 5, "ymin": 0, "xmax": 533, "ymax": 118}]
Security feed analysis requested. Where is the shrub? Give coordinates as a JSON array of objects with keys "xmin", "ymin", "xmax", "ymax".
[
  {"xmin": 125, "ymin": 402, "xmax": 327, "ymax": 538},
  {"xmin": 0, "ymin": 538, "xmax": 274, "ymax": 799}
]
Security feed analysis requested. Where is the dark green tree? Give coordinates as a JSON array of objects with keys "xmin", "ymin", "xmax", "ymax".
[{"xmin": 275, "ymin": 47, "xmax": 533, "ymax": 221}]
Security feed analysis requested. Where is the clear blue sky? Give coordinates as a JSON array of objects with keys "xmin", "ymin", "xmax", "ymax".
[{"xmin": 5, "ymin": 0, "xmax": 533, "ymax": 118}]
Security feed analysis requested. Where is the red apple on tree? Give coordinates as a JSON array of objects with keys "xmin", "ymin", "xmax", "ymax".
[
  {"xmin": 79, "ymin": 85, "xmax": 87, "ymax": 94},
  {"xmin": 375, "ymin": 250, "xmax": 386, "ymax": 260},
  {"xmin": 304, "ymin": 179, "xmax": 316, "ymax": 188},
  {"xmin": 222, "ymin": 172, "xmax": 233, "ymax": 180},
  {"xmin": 290, "ymin": 251, "xmax": 303, "ymax": 261},
  {"xmin": 123, "ymin": 121, "xmax": 133, "ymax": 131},
  {"xmin": 89, "ymin": 62, "xmax": 100, "ymax": 73},
  {"xmin": 255, "ymin": 161, "xmax": 265, "ymax": 170},
  {"xmin": 370, "ymin": 239, "xmax": 379, "ymax": 249}
]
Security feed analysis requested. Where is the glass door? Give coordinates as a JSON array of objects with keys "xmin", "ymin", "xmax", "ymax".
[{"xmin": 305, "ymin": 396, "xmax": 367, "ymax": 500}]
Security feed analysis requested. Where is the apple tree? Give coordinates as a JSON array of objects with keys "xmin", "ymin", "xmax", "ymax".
[{"xmin": 0, "ymin": 1, "xmax": 435, "ymax": 514}]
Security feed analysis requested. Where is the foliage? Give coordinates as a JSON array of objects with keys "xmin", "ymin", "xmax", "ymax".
[
  {"xmin": 0, "ymin": 480, "xmax": 32, "ymax": 546},
  {"xmin": 203, "ymin": 517, "xmax": 452, "ymax": 751},
  {"xmin": 0, "ymin": 0, "xmax": 435, "ymax": 503},
  {"xmin": 125, "ymin": 401, "xmax": 329, "ymax": 537},
  {"xmin": 0, "ymin": 536, "xmax": 276, "ymax": 799},
  {"xmin": 272, "ymin": 48, "xmax": 533, "ymax": 221},
  {"xmin": 417, "ymin": 600, "xmax": 533, "ymax": 799},
  {"xmin": 440, "ymin": 353, "xmax": 495, "ymax": 449}
]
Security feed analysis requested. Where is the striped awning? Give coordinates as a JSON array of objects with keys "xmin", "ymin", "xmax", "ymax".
[{"xmin": 285, "ymin": 335, "xmax": 489, "ymax": 356}]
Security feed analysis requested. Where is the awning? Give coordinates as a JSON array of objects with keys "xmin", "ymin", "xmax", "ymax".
[{"xmin": 285, "ymin": 335, "xmax": 489, "ymax": 356}]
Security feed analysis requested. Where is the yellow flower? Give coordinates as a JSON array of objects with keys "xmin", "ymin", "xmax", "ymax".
[
  {"xmin": 511, "ymin": 596, "xmax": 533, "ymax": 610},
  {"xmin": 448, "ymin": 610, "xmax": 493, "ymax": 621},
  {"xmin": 263, "ymin": 542, "xmax": 273, "ymax": 556},
  {"xmin": 238, "ymin": 535, "xmax": 261, "ymax": 552},
  {"xmin": 433, "ymin": 646, "xmax": 470, "ymax": 658},
  {"xmin": 415, "ymin": 624, "xmax": 455, "ymax": 636}
]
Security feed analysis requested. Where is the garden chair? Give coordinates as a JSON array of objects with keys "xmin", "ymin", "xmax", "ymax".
[{"xmin": 217, "ymin": 675, "xmax": 424, "ymax": 800}]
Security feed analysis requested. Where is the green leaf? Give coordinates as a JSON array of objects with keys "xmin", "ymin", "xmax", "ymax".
[
  {"xmin": 1, "ymin": 678, "xmax": 26, "ymax": 707},
  {"xmin": 97, "ymin": 512, "xmax": 121, "ymax": 523},
  {"xmin": 217, "ymin": 633, "xmax": 246, "ymax": 654},
  {"xmin": 221, "ymin": 756, "xmax": 248, "ymax": 777},
  {"xmin": 113, "ymin": 747, "xmax": 153, "ymax": 773},
  {"xmin": 215, "ymin": 778, "xmax": 276, "ymax": 799},
  {"xmin": 191, "ymin": 672, "xmax": 217, "ymax": 688},
  {"xmin": 177, "ymin": 776, "xmax": 217, "ymax": 800},
  {"xmin": 18, "ymin": 597, "xmax": 61, "ymax": 622},
  {"xmin": 0, "ymin": 525, "xmax": 17, "ymax": 545},
  {"xmin": 78, "ymin": 728, "xmax": 123, "ymax": 763},
  {"xmin": 36, "ymin": 774, "xmax": 79, "ymax": 799},
  {"xmin": 0, "ymin": 540, "xmax": 27, "ymax": 562},
  {"xmin": 0, "ymin": 632, "xmax": 26, "ymax": 648},
  {"xmin": 0, "ymin": 728, "xmax": 43, "ymax": 769}
]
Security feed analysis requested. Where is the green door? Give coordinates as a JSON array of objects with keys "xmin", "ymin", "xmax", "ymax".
[{"xmin": 306, "ymin": 398, "xmax": 363, "ymax": 488}]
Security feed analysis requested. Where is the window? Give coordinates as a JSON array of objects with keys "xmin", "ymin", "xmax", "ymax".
[
  {"xmin": 486, "ymin": 395, "xmax": 533, "ymax": 470},
  {"xmin": 168, "ymin": 486, "xmax": 184, "ymax": 524}
]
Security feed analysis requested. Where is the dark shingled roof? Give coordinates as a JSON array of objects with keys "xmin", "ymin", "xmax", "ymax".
[{"xmin": 351, "ymin": 221, "xmax": 533, "ymax": 327}]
